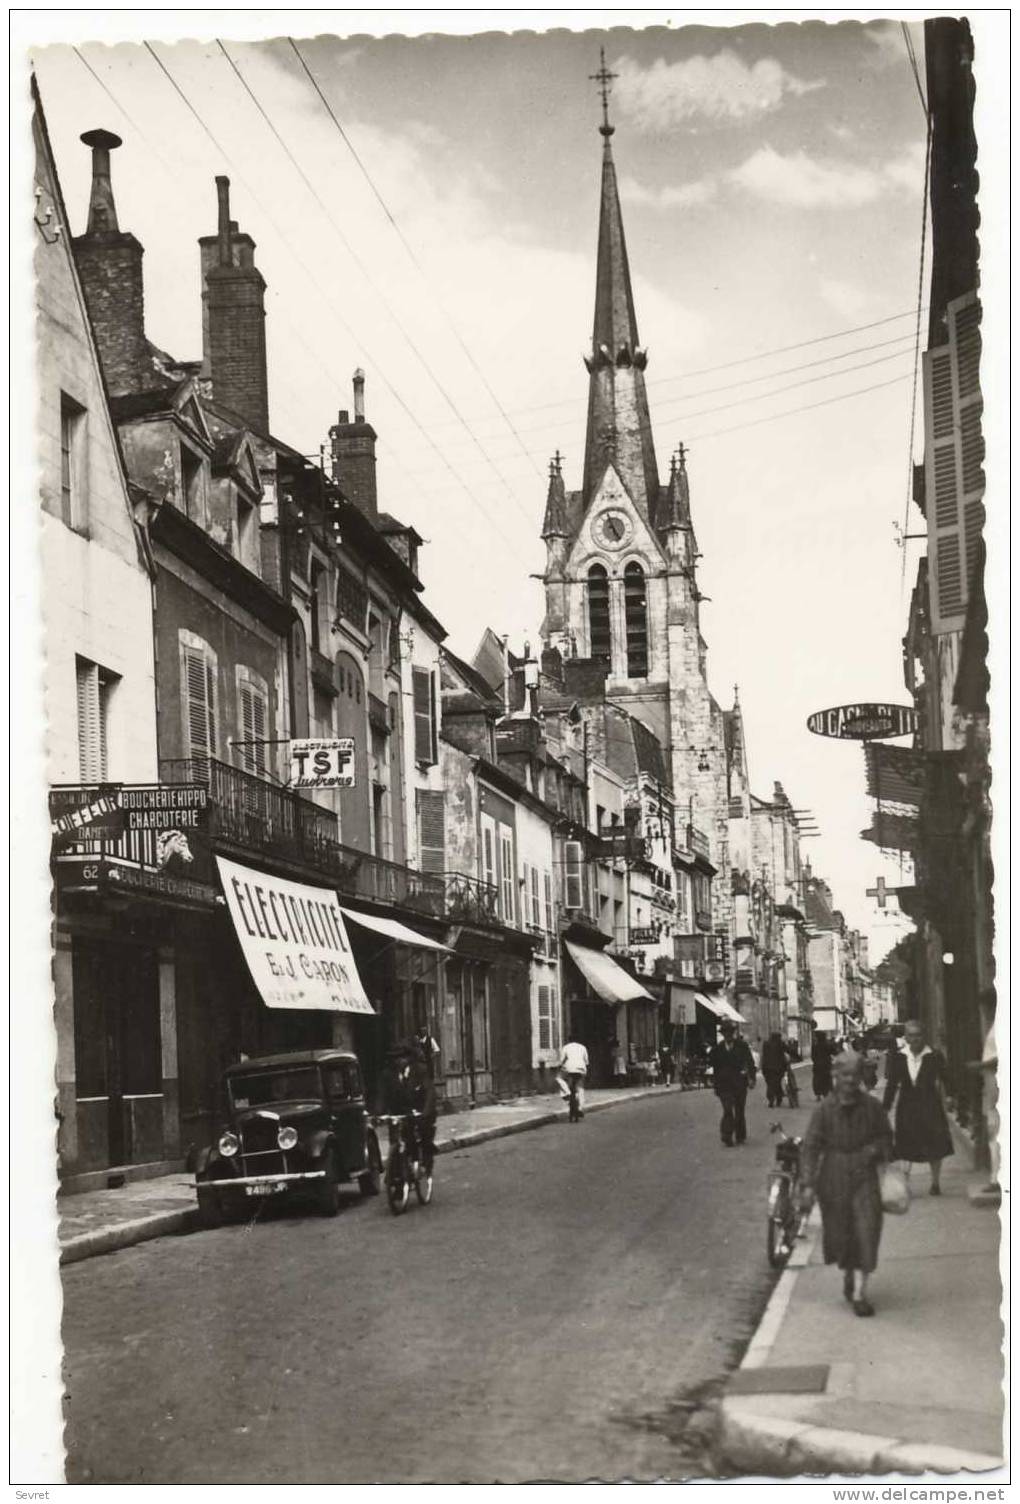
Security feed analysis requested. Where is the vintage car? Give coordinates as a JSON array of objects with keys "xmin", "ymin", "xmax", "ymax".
[{"xmin": 195, "ymin": 1049, "xmax": 382, "ymax": 1225}]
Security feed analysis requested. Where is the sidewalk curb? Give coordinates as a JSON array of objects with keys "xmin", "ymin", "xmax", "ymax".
[
  {"xmin": 716, "ymin": 1212, "xmax": 1005, "ymax": 1477},
  {"xmin": 60, "ymin": 1209, "xmax": 200, "ymax": 1266},
  {"xmin": 59, "ymin": 1085, "xmax": 677, "ymax": 1265}
]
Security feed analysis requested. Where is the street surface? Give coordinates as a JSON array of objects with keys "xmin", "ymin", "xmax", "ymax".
[{"xmin": 62, "ymin": 1086, "xmax": 807, "ymax": 1483}]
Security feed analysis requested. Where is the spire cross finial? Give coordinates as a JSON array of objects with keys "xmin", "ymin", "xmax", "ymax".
[
  {"xmin": 589, "ymin": 47, "xmax": 618, "ymax": 138},
  {"xmin": 676, "ymin": 440, "xmax": 688, "ymax": 467},
  {"xmin": 553, "ymin": 448, "xmax": 563, "ymax": 473}
]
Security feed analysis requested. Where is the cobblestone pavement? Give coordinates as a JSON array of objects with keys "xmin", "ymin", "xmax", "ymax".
[{"xmin": 61, "ymin": 1085, "xmax": 808, "ymax": 1484}]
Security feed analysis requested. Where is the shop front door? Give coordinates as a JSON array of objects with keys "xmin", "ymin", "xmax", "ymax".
[{"xmin": 72, "ymin": 937, "xmax": 164, "ymax": 1172}]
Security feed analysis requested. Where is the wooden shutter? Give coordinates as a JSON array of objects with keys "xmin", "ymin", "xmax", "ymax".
[
  {"xmin": 564, "ymin": 840, "xmax": 583, "ymax": 909},
  {"xmin": 481, "ymin": 820, "xmax": 497, "ymax": 889},
  {"xmin": 412, "ymin": 668, "xmax": 434, "ymax": 764},
  {"xmin": 238, "ymin": 679, "xmax": 267, "ymax": 773},
  {"xmin": 183, "ymin": 645, "xmax": 215, "ymax": 765},
  {"xmin": 544, "ymin": 871, "xmax": 553, "ymax": 932},
  {"xmin": 500, "ymin": 829, "xmax": 515, "ymax": 922},
  {"xmin": 76, "ymin": 659, "xmax": 102, "ymax": 781},
  {"xmin": 530, "ymin": 865, "xmax": 541, "ymax": 926},
  {"xmin": 538, "ymin": 985, "xmax": 551, "ymax": 1050},
  {"xmin": 924, "ymin": 293, "xmax": 983, "ymax": 632},
  {"xmin": 416, "ymin": 789, "xmax": 445, "ymax": 873}
]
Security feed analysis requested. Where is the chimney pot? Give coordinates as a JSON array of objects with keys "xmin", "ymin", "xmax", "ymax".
[
  {"xmin": 80, "ymin": 128, "xmax": 123, "ymax": 235},
  {"xmin": 215, "ymin": 176, "xmax": 231, "ymax": 266},
  {"xmin": 353, "ymin": 368, "xmax": 365, "ymax": 422},
  {"xmin": 338, "ymin": 410, "xmax": 350, "ymax": 425}
]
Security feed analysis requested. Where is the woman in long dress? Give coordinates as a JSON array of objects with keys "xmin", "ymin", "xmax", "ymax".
[
  {"xmin": 883, "ymin": 1018, "xmax": 954, "ymax": 1195},
  {"xmin": 801, "ymin": 1053, "xmax": 893, "ymax": 1317},
  {"xmin": 811, "ymin": 1027, "xmax": 834, "ymax": 1100}
]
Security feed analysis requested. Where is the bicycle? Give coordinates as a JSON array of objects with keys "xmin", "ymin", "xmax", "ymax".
[
  {"xmin": 766, "ymin": 1121, "xmax": 805, "ymax": 1268},
  {"xmin": 378, "ymin": 1111, "xmax": 434, "ymax": 1215}
]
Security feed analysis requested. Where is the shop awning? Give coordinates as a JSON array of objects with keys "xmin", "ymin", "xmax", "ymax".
[
  {"xmin": 340, "ymin": 908, "xmax": 451, "ymax": 953},
  {"xmin": 695, "ymin": 992, "xmax": 748, "ymax": 1025},
  {"xmin": 565, "ymin": 941, "xmax": 655, "ymax": 1004},
  {"xmin": 216, "ymin": 855, "xmax": 374, "ymax": 1014}
]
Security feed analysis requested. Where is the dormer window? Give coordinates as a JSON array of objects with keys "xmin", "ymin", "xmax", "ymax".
[
  {"xmin": 181, "ymin": 443, "xmax": 206, "ymax": 526},
  {"xmin": 236, "ymin": 492, "xmax": 258, "ymax": 572}
]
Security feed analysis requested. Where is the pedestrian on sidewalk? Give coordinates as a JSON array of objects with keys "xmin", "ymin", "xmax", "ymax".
[
  {"xmin": 709, "ymin": 1021, "xmax": 756, "ymax": 1146},
  {"xmin": 811, "ymin": 1026, "xmax": 835, "ymax": 1101},
  {"xmin": 882, "ymin": 1019, "xmax": 954, "ymax": 1195},
  {"xmin": 414, "ymin": 1024, "xmax": 441, "ymax": 1080},
  {"xmin": 801, "ymin": 1052, "xmax": 893, "ymax": 1318},
  {"xmin": 658, "ymin": 1042, "xmax": 675, "ymax": 1086},
  {"xmin": 611, "ymin": 1038, "xmax": 628, "ymax": 1087},
  {"xmin": 761, "ymin": 1032, "xmax": 788, "ymax": 1108},
  {"xmin": 557, "ymin": 1037, "xmax": 589, "ymax": 1117}
]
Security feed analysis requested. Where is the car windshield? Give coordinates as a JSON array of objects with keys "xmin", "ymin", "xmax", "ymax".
[{"xmin": 229, "ymin": 1066, "xmax": 323, "ymax": 1110}]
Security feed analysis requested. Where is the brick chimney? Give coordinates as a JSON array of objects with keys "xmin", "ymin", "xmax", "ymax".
[
  {"xmin": 73, "ymin": 129, "xmax": 148, "ymax": 396},
  {"xmin": 201, "ymin": 176, "xmax": 269, "ymax": 434},
  {"xmin": 329, "ymin": 369, "xmax": 378, "ymax": 520}
]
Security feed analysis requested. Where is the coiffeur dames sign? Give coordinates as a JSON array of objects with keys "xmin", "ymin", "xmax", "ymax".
[
  {"xmin": 216, "ymin": 855, "xmax": 374, "ymax": 1015},
  {"xmin": 806, "ymin": 703, "xmax": 918, "ymax": 741}
]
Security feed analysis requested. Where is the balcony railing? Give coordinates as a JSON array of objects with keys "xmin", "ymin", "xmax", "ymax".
[
  {"xmin": 159, "ymin": 757, "xmax": 499, "ymax": 923},
  {"xmin": 686, "ymin": 824, "xmax": 711, "ymax": 859}
]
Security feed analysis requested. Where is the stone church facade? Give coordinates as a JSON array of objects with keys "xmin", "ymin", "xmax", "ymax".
[{"xmin": 539, "ymin": 102, "xmax": 733, "ymax": 943}]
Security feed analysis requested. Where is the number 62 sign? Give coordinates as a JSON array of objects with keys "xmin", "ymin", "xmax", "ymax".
[{"xmin": 289, "ymin": 738, "xmax": 356, "ymax": 789}]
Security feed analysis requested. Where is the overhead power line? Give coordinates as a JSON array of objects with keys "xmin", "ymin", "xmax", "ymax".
[
  {"xmin": 215, "ymin": 39, "xmax": 533, "ymax": 528},
  {"xmin": 686, "ymin": 371, "xmax": 912, "ymax": 446},
  {"xmin": 285, "ymin": 35, "xmax": 546, "ymax": 486},
  {"xmin": 139, "ymin": 40, "xmax": 532, "ymax": 563}
]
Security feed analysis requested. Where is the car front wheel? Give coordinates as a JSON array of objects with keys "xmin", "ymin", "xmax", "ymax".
[
  {"xmin": 197, "ymin": 1186, "xmax": 224, "ymax": 1229},
  {"xmin": 317, "ymin": 1153, "xmax": 341, "ymax": 1217},
  {"xmin": 358, "ymin": 1135, "xmax": 382, "ymax": 1198}
]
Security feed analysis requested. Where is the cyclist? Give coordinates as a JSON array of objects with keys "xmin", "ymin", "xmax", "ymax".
[
  {"xmin": 557, "ymin": 1037, "xmax": 589, "ymax": 1119},
  {"xmin": 379, "ymin": 1043, "xmax": 437, "ymax": 1171}
]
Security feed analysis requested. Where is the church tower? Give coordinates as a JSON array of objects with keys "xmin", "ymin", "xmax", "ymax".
[{"xmin": 540, "ymin": 53, "xmax": 730, "ymax": 929}]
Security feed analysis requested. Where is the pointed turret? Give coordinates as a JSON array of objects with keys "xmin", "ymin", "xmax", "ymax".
[
  {"xmin": 659, "ymin": 444, "xmax": 692, "ymax": 531},
  {"xmin": 581, "ymin": 52, "xmax": 659, "ymax": 516},
  {"xmin": 540, "ymin": 451, "xmax": 568, "ymax": 538}
]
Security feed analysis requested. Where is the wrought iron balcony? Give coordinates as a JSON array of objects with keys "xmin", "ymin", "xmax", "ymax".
[{"xmin": 444, "ymin": 871, "xmax": 501, "ymax": 926}]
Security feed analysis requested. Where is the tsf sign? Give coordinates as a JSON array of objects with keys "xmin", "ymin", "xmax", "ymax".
[{"xmin": 289, "ymin": 738, "xmax": 356, "ymax": 789}]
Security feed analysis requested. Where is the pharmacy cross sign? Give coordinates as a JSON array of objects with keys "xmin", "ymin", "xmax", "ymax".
[{"xmin": 866, "ymin": 877, "xmax": 892, "ymax": 908}]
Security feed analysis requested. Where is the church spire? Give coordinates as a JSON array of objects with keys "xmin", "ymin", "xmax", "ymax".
[
  {"xmin": 581, "ymin": 51, "xmax": 659, "ymax": 516},
  {"xmin": 660, "ymin": 443, "xmax": 692, "ymax": 530},
  {"xmin": 541, "ymin": 450, "xmax": 568, "ymax": 538}
]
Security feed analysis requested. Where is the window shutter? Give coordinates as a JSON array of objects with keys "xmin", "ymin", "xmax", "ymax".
[
  {"xmin": 538, "ymin": 985, "xmax": 551, "ymax": 1050},
  {"xmin": 412, "ymin": 668, "xmax": 433, "ymax": 764},
  {"xmin": 544, "ymin": 871, "xmax": 553, "ymax": 932},
  {"xmin": 924, "ymin": 293, "xmax": 983, "ymax": 633},
  {"xmin": 183, "ymin": 645, "xmax": 214, "ymax": 765},
  {"xmin": 76, "ymin": 660, "xmax": 102, "ymax": 782},
  {"xmin": 564, "ymin": 840, "xmax": 583, "ymax": 909},
  {"xmin": 500, "ymin": 830, "xmax": 515, "ymax": 922},
  {"xmin": 481, "ymin": 823, "xmax": 497, "ymax": 889},
  {"xmin": 530, "ymin": 865, "xmax": 541, "ymax": 927},
  {"xmin": 416, "ymin": 789, "xmax": 445, "ymax": 873}
]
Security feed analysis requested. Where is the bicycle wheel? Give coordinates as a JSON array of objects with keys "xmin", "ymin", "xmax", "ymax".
[
  {"xmin": 767, "ymin": 1182, "xmax": 792, "ymax": 1268},
  {"xmin": 414, "ymin": 1164, "xmax": 434, "ymax": 1205},
  {"xmin": 386, "ymin": 1148, "xmax": 410, "ymax": 1216}
]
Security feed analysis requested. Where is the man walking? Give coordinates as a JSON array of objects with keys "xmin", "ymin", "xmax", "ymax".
[
  {"xmin": 557, "ymin": 1036, "xmax": 590, "ymax": 1120},
  {"xmin": 709, "ymin": 1020, "xmax": 757, "ymax": 1147}
]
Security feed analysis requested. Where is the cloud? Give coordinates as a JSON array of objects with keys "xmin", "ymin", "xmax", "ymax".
[
  {"xmin": 728, "ymin": 143, "xmax": 925, "ymax": 208},
  {"xmin": 619, "ymin": 173, "xmax": 718, "ymax": 211},
  {"xmin": 613, "ymin": 50, "xmax": 823, "ymax": 129},
  {"xmin": 862, "ymin": 22, "xmax": 910, "ymax": 69}
]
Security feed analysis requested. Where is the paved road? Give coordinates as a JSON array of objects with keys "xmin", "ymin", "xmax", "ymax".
[{"xmin": 62, "ymin": 1085, "xmax": 810, "ymax": 1483}]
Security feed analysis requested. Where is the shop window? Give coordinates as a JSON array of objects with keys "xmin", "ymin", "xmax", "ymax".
[
  {"xmin": 624, "ymin": 561, "xmax": 648, "ymax": 678},
  {"xmin": 587, "ymin": 563, "xmax": 611, "ymax": 662}
]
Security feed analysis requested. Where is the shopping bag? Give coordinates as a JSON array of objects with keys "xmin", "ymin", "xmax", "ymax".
[{"xmin": 880, "ymin": 1164, "xmax": 910, "ymax": 1215}]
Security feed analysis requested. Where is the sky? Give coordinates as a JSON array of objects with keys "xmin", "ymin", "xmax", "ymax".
[{"xmin": 30, "ymin": 15, "xmax": 944, "ymax": 962}]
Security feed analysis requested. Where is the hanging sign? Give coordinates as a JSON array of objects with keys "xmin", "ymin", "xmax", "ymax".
[
  {"xmin": 807, "ymin": 703, "xmax": 918, "ymax": 741},
  {"xmin": 216, "ymin": 855, "xmax": 374, "ymax": 1014},
  {"xmin": 289, "ymin": 737, "xmax": 356, "ymax": 789}
]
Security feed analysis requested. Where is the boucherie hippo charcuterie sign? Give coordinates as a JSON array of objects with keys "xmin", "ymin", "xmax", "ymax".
[
  {"xmin": 806, "ymin": 703, "xmax": 918, "ymax": 741},
  {"xmin": 216, "ymin": 855, "xmax": 374, "ymax": 1014}
]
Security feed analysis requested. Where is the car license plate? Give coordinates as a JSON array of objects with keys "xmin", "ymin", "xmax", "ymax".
[{"xmin": 245, "ymin": 1181, "xmax": 286, "ymax": 1197}]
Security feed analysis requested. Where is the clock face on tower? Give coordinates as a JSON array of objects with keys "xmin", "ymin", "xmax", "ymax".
[{"xmin": 593, "ymin": 508, "xmax": 633, "ymax": 549}]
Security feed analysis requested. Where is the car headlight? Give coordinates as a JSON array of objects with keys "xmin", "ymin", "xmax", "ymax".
[
  {"xmin": 277, "ymin": 1125, "xmax": 298, "ymax": 1151},
  {"xmin": 218, "ymin": 1131, "xmax": 240, "ymax": 1158}
]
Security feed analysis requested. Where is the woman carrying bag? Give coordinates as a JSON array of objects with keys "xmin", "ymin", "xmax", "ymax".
[
  {"xmin": 883, "ymin": 1018, "xmax": 954, "ymax": 1195},
  {"xmin": 800, "ymin": 1052, "xmax": 893, "ymax": 1317}
]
